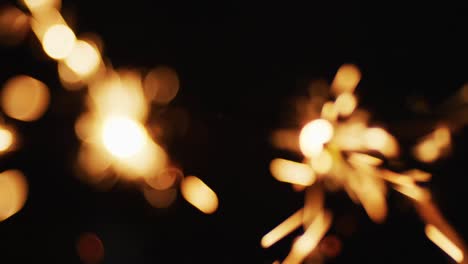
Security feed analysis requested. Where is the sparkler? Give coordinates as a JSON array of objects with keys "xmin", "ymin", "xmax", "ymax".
[
  {"xmin": 0, "ymin": 0, "xmax": 219, "ymax": 220},
  {"xmin": 263, "ymin": 64, "xmax": 467, "ymax": 263}
]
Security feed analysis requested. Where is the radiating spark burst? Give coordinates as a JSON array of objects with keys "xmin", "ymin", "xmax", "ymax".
[
  {"xmin": 263, "ymin": 64, "xmax": 467, "ymax": 263},
  {"xmin": 12, "ymin": 0, "xmax": 218, "ymax": 214}
]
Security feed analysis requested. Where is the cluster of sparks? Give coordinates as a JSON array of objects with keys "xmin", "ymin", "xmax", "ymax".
[
  {"xmin": 0, "ymin": 0, "xmax": 219, "ymax": 229},
  {"xmin": 262, "ymin": 64, "xmax": 467, "ymax": 263}
]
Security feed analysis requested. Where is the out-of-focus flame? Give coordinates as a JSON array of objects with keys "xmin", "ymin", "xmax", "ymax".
[
  {"xmin": 64, "ymin": 40, "xmax": 100, "ymax": 78},
  {"xmin": 143, "ymin": 66, "xmax": 180, "ymax": 104},
  {"xmin": 270, "ymin": 158, "xmax": 316, "ymax": 186},
  {"xmin": 0, "ymin": 126, "xmax": 14, "ymax": 152},
  {"xmin": 363, "ymin": 127, "xmax": 399, "ymax": 157},
  {"xmin": 76, "ymin": 232, "xmax": 105, "ymax": 264},
  {"xmin": 181, "ymin": 176, "xmax": 218, "ymax": 214},
  {"xmin": 334, "ymin": 92, "xmax": 357, "ymax": 117},
  {"xmin": 261, "ymin": 209, "xmax": 304, "ymax": 248},
  {"xmin": 426, "ymin": 224, "xmax": 464, "ymax": 263},
  {"xmin": 41, "ymin": 24, "xmax": 76, "ymax": 59},
  {"xmin": 101, "ymin": 116, "xmax": 147, "ymax": 159},
  {"xmin": 299, "ymin": 119, "xmax": 334, "ymax": 157},
  {"xmin": 331, "ymin": 64, "xmax": 361, "ymax": 95},
  {"xmin": 23, "ymin": 0, "xmax": 61, "ymax": 13},
  {"xmin": 0, "ymin": 170, "xmax": 28, "ymax": 221},
  {"xmin": 1, "ymin": 75, "xmax": 50, "ymax": 121}
]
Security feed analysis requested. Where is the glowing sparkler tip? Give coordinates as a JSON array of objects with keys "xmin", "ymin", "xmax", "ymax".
[
  {"xmin": 299, "ymin": 119, "xmax": 334, "ymax": 157},
  {"xmin": 101, "ymin": 116, "xmax": 147, "ymax": 159}
]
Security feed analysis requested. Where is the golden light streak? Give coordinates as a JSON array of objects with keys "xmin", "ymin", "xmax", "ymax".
[
  {"xmin": 334, "ymin": 92, "xmax": 357, "ymax": 117},
  {"xmin": 283, "ymin": 211, "xmax": 332, "ymax": 264},
  {"xmin": 393, "ymin": 184, "xmax": 431, "ymax": 202},
  {"xmin": 433, "ymin": 126, "xmax": 451, "ymax": 148},
  {"xmin": 261, "ymin": 209, "xmax": 304, "ymax": 248},
  {"xmin": 320, "ymin": 101, "xmax": 338, "ymax": 121},
  {"xmin": 426, "ymin": 225, "xmax": 464, "ymax": 263},
  {"xmin": 309, "ymin": 149, "xmax": 333, "ymax": 174},
  {"xmin": 1, "ymin": 75, "xmax": 50, "ymax": 121},
  {"xmin": 101, "ymin": 116, "xmax": 147, "ymax": 159},
  {"xmin": 41, "ymin": 24, "xmax": 76, "ymax": 59},
  {"xmin": 363, "ymin": 127, "xmax": 399, "ymax": 157},
  {"xmin": 181, "ymin": 176, "xmax": 218, "ymax": 214},
  {"xmin": 0, "ymin": 126, "xmax": 14, "ymax": 152},
  {"xmin": 23, "ymin": 0, "xmax": 61, "ymax": 12},
  {"xmin": 355, "ymin": 176, "xmax": 387, "ymax": 223},
  {"xmin": 347, "ymin": 153, "xmax": 383, "ymax": 166},
  {"xmin": 0, "ymin": 170, "xmax": 28, "ymax": 221},
  {"xmin": 299, "ymin": 119, "xmax": 333, "ymax": 157},
  {"xmin": 404, "ymin": 169, "xmax": 432, "ymax": 182},
  {"xmin": 303, "ymin": 186, "xmax": 324, "ymax": 228},
  {"xmin": 64, "ymin": 40, "xmax": 101, "ymax": 77},
  {"xmin": 270, "ymin": 159, "xmax": 316, "ymax": 186},
  {"xmin": 331, "ymin": 64, "xmax": 361, "ymax": 95}
]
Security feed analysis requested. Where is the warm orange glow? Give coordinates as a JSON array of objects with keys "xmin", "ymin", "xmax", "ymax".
[
  {"xmin": 334, "ymin": 92, "xmax": 357, "ymax": 117},
  {"xmin": 426, "ymin": 224, "xmax": 464, "ymax": 263},
  {"xmin": 64, "ymin": 40, "xmax": 100, "ymax": 77},
  {"xmin": 347, "ymin": 153, "xmax": 383, "ymax": 166},
  {"xmin": 0, "ymin": 6, "xmax": 30, "ymax": 45},
  {"xmin": 433, "ymin": 126, "xmax": 451, "ymax": 148},
  {"xmin": 283, "ymin": 211, "xmax": 332, "ymax": 264},
  {"xmin": 145, "ymin": 167, "xmax": 182, "ymax": 190},
  {"xmin": 41, "ymin": 24, "xmax": 76, "ymax": 59},
  {"xmin": 414, "ymin": 140, "xmax": 440, "ymax": 163},
  {"xmin": 394, "ymin": 184, "xmax": 431, "ymax": 202},
  {"xmin": 1, "ymin": 75, "xmax": 50, "ymax": 121},
  {"xmin": 404, "ymin": 169, "xmax": 432, "ymax": 182},
  {"xmin": 272, "ymin": 129, "xmax": 300, "ymax": 152},
  {"xmin": 270, "ymin": 158, "xmax": 316, "ymax": 186},
  {"xmin": 0, "ymin": 170, "xmax": 28, "ymax": 221},
  {"xmin": 357, "ymin": 181, "xmax": 387, "ymax": 223},
  {"xmin": 261, "ymin": 209, "xmax": 304, "ymax": 248},
  {"xmin": 181, "ymin": 176, "xmax": 218, "ymax": 214},
  {"xmin": 310, "ymin": 149, "xmax": 333, "ymax": 174},
  {"xmin": 363, "ymin": 127, "xmax": 398, "ymax": 157},
  {"xmin": 321, "ymin": 101, "xmax": 338, "ymax": 121},
  {"xmin": 143, "ymin": 187, "xmax": 178, "ymax": 208},
  {"xmin": 299, "ymin": 119, "xmax": 334, "ymax": 157},
  {"xmin": 23, "ymin": 0, "xmax": 60, "ymax": 12},
  {"xmin": 76, "ymin": 232, "xmax": 105, "ymax": 264},
  {"xmin": 58, "ymin": 61, "xmax": 83, "ymax": 89},
  {"xmin": 331, "ymin": 64, "xmax": 361, "ymax": 95},
  {"xmin": 101, "ymin": 116, "xmax": 147, "ymax": 159},
  {"xmin": 77, "ymin": 145, "xmax": 112, "ymax": 182},
  {"xmin": 0, "ymin": 127, "xmax": 14, "ymax": 152},
  {"xmin": 143, "ymin": 66, "xmax": 180, "ymax": 104}
]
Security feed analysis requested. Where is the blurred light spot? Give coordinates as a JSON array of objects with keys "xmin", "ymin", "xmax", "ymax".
[
  {"xmin": 270, "ymin": 158, "xmax": 316, "ymax": 186},
  {"xmin": 1, "ymin": 75, "xmax": 50, "ymax": 121},
  {"xmin": 310, "ymin": 149, "xmax": 333, "ymax": 174},
  {"xmin": 143, "ymin": 186, "xmax": 177, "ymax": 208},
  {"xmin": 145, "ymin": 167, "xmax": 182, "ymax": 190},
  {"xmin": 77, "ymin": 145, "xmax": 112, "ymax": 182},
  {"xmin": 0, "ymin": 5, "xmax": 30, "ymax": 45},
  {"xmin": 0, "ymin": 170, "xmax": 28, "ymax": 221},
  {"xmin": 433, "ymin": 126, "xmax": 451, "ymax": 148},
  {"xmin": 101, "ymin": 116, "xmax": 147, "ymax": 159},
  {"xmin": 404, "ymin": 169, "xmax": 431, "ymax": 182},
  {"xmin": 65, "ymin": 40, "xmax": 100, "ymax": 77},
  {"xmin": 347, "ymin": 153, "xmax": 383, "ymax": 166},
  {"xmin": 363, "ymin": 127, "xmax": 398, "ymax": 157},
  {"xmin": 181, "ymin": 176, "xmax": 218, "ymax": 214},
  {"xmin": 334, "ymin": 92, "xmax": 357, "ymax": 117},
  {"xmin": 76, "ymin": 232, "xmax": 104, "ymax": 264},
  {"xmin": 0, "ymin": 126, "xmax": 14, "ymax": 152},
  {"xmin": 319, "ymin": 235, "xmax": 342, "ymax": 258},
  {"xmin": 414, "ymin": 140, "xmax": 440, "ymax": 163},
  {"xmin": 299, "ymin": 119, "xmax": 334, "ymax": 157},
  {"xmin": 425, "ymin": 225, "xmax": 464, "ymax": 263},
  {"xmin": 42, "ymin": 24, "xmax": 76, "ymax": 59},
  {"xmin": 331, "ymin": 64, "xmax": 361, "ymax": 95},
  {"xmin": 23, "ymin": 0, "xmax": 61, "ymax": 12},
  {"xmin": 261, "ymin": 209, "xmax": 303, "ymax": 248},
  {"xmin": 321, "ymin": 101, "xmax": 338, "ymax": 121},
  {"xmin": 143, "ymin": 66, "xmax": 179, "ymax": 104}
]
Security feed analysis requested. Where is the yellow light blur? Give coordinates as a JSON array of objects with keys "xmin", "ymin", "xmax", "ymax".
[
  {"xmin": 283, "ymin": 211, "xmax": 332, "ymax": 264},
  {"xmin": 334, "ymin": 92, "xmax": 357, "ymax": 117},
  {"xmin": 0, "ymin": 170, "xmax": 28, "ymax": 221},
  {"xmin": 310, "ymin": 149, "xmax": 333, "ymax": 174},
  {"xmin": 101, "ymin": 116, "xmax": 147, "ymax": 159},
  {"xmin": 426, "ymin": 224, "xmax": 464, "ymax": 263},
  {"xmin": 363, "ymin": 127, "xmax": 398, "ymax": 157},
  {"xmin": 261, "ymin": 209, "xmax": 304, "ymax": 248},
  {"xmin": 1, "ymin": 75, "xmax": 50, "ymax": 121},
  {"xmin": 23, "ymin": 0, "xmax": 60, "ymax": 12},
  {"xmin": 58, "ymin": 61, "xmax": 83, "ymax": 89},
  {"xmin": 404, "ymin": 169, "xmax": 432, "ymax": 182},
  {"xmin": 145, "ymin": 167, "xmax": 182, "ymax": 191},
  {"xmin": 433, "ymin": 126, "xmax": 451, "ymax": 148},
  {"xmin": 143, "ymin": 66, "xmax": 180, "ymax": 104},
  {"xmin": 270, "ymin": 158, "xmax": 316, "ymax": 186},
  {"xmin": 321, "ymin": 101, "xmax": 338, "ymax": 121},
  {"xmin": 394, "ymin": 185, "xmax": 431, "ymax": 202},
  {"xmin": 41, "ymin": 24, "xmax": 76, "ymax": 59},
  {"xmin": 414, "ymin": 140, "xmax": 440, "ymax": 163},
  {"xmin": 347, "ymin": 153, "xmax": 383, "ymax": 166},
  {"xmin": 64, "ymin": 40, "xmax": 100, "ymax": 77},
  {"xmin": 299, "ymin": 119, "xmax": 334, "ymax": 157},
  {"xmin": 181, "ymin": 176, "xmax": 218, "ymax": 214},
  {"xmin": 331, "ymin": 64, "xmax": 361, "ymax": 95},
  {"xmin": 0, "ymin": 127, "xmax": 14, "ymax": 152}
]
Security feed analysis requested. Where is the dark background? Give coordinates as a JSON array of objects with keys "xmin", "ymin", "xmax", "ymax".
[{"xmin": 1, "ymin": 1, "xmax": 468, "ymax": 263}]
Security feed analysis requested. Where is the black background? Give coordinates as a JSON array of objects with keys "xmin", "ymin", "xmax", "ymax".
[{"xmin": 1, "ymin": 1, "xmax": 468, "ymax": 263}]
